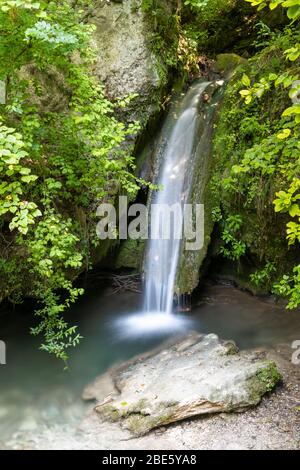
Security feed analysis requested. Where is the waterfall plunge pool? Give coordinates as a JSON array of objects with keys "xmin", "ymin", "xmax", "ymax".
[{"xmin": 0, "ymin": 280, "xmax": 300, "ymax": 447}]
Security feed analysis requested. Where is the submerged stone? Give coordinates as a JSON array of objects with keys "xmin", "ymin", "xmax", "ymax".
[{"xmin": 89, "ymin": 333, "xmax": 281, "ymax": 436}]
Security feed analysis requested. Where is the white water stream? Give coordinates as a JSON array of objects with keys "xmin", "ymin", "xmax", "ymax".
[
  {"xmin": 115, "ymin": 80, "xmax": 219, "ymax": 335},
  {"xmin": 144, "ymin": 81, "xmax": 211, "ymax": 314}
]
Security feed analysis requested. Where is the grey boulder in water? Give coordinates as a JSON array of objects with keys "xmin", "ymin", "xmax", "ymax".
[{"xmin": 85, "ymin": 333, "xmax": 281, "ymax": 436}]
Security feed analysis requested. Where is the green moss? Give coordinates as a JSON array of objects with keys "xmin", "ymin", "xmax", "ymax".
[
  {"xmin": 141, "ymin": 0, "xmax": 179, "ymax": 70},
  {"xmin": 223, "ymin": 340, "xmax": 239, "ymax": 355},
  {"xmin": 256, "ymin": 362, "xmax": 282, "ymax": 392},
  {"xmin": 246, "ymin": 362, "xmax": 282, "ymax": 403},
  {"xmin": 115, "ymin": 238, "xmax": 145, "ymax": 270},
  {"xmin": 214, "ymin": 53, "xmax": 247, "ymax": 77},
  {"xmin": 99, "ymin": 398, "xmax": 179, "ymax": 436},
  {"xmin": 100, "ymin": 405, "xmax": 121, "ymax": 423},
  {"xmin": 125, "ymin": 409, "xmax": 175, "ymax": 436}
]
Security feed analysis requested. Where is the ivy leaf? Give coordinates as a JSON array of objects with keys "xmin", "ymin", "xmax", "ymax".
[
  {"xmin": 21, "ymin": 174, "xmax": 38, "ymax": 183},
  {"xmin": 289, "ymin": 204, "xmax": 300, "ymax": 217},
  {"xmin": 282, "ymin": 105, "xmax": 300, "ymax": 116},
  {"xmin": 269, "ymin": 73, "xmax": 278, "ymax": 80},
  {"xmin": 240, "ymin": 89, "xmax": 250, "ymax": 96},
  {"xmin": 19, "ymin": 167, "xmax": 31, "ymax": 175},
  {"xmin": 241, "ymin": 74, "xmax": 251, "ymax": 87},
  {"xmin": 287, "ymin": 5, "xmax": 300, "ymax": 20},
  {"xmin": 277, "ymin": 128, "xmax": 291, "ymax": 139},
  {"xmin": 270, "ymin": 0, "xmax": 282, "ymax": 10}
]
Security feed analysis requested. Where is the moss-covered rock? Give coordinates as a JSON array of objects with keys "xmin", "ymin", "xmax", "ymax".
[
  {"xmin": 213, "ymin": 53, "xmax": 247, "ymax": 78},
  {"xmin": 175, "ymin": 81, "xmax": 225, "ymax": 295},
  {"xmin": 115, "ymin": 238, "xmax": 145, "ymax": 270},
  {"xmin": 95, "ymin": 333, "xmax": 281, "ymax": 436},
  {"xmin": 247, "ymin": 362, "xmax": 282, "ymax": 403}
]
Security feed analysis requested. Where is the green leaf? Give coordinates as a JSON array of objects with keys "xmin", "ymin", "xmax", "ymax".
[
  {"xmin": 287, "ymin": 5, "xmax": 300, "ymax": 19},
  {"xmin": 21, "ymin": 175, "xmax": 38, "ymax": 183},
  {"xmin": 277, "ymin": 128, "xmax": 291, "ymax": 139},
  {"xmin": 282, "ymin": 105, "xmax": 300, "ymax": 116},
  {"xmin": 289, "ymin": 204, "xmax": 300, "ymax": 217},
  {"xmin": 241, "ymin": 74, "xmax": 251, "ymax": 87}
]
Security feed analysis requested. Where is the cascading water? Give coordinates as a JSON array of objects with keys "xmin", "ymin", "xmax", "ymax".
[
  {"xmin": 144, "ymin": 81, "xmax": 212, "ymax": 315},
  {"xmin": 115, "ymin": 80, "xmax": 222, "ymax": 337}
]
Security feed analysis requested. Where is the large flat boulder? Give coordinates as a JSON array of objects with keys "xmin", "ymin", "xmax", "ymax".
[{"xmin": 88, "ymin": 333, "xmax": 281, "ymax": 436}]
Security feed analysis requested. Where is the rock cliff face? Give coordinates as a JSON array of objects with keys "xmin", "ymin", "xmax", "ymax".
[
  {"xmin": 175, "ymin": 81, "xmax": 224, "ymax": 295},
  {"xmin": 90, "ymin": 0, "xmax": 177, "ymax": 125},
  {"xmin": 87, "ymin": 0, "xmax": 178, "ymax": 267}
]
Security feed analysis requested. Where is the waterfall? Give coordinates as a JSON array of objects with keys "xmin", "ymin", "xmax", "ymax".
[
  {"xmin": 144, "ymin": 81, "xmax": 213, "ymax": 314},
  {"xmin": 114, "ymin": 80, "xmax": 223, "ymax": 338}
]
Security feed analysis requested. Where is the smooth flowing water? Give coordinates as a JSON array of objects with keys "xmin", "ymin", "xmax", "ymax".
[
  {"xmin": 1, "ymin": 282, "xmax": 300, "ymax": 448},
  {"xmin": 144, "ymin": 81, "xmax": 212, "ymax": 314}
]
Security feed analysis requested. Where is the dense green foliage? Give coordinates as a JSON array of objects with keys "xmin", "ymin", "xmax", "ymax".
[
  {"xmin": 0, "ymin": 0, "xmax": 140, "ymax": 360},
  {"xmin": 182, "ymin": 0, "xmax": 258, "ymax": 54},
  {"xmin": 211, "ymin": 0, "xmax": 300, "ymax": 308},
  {"xmin": 141, "ymin": 0, "xmax": 199, "ymax": 79}
]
